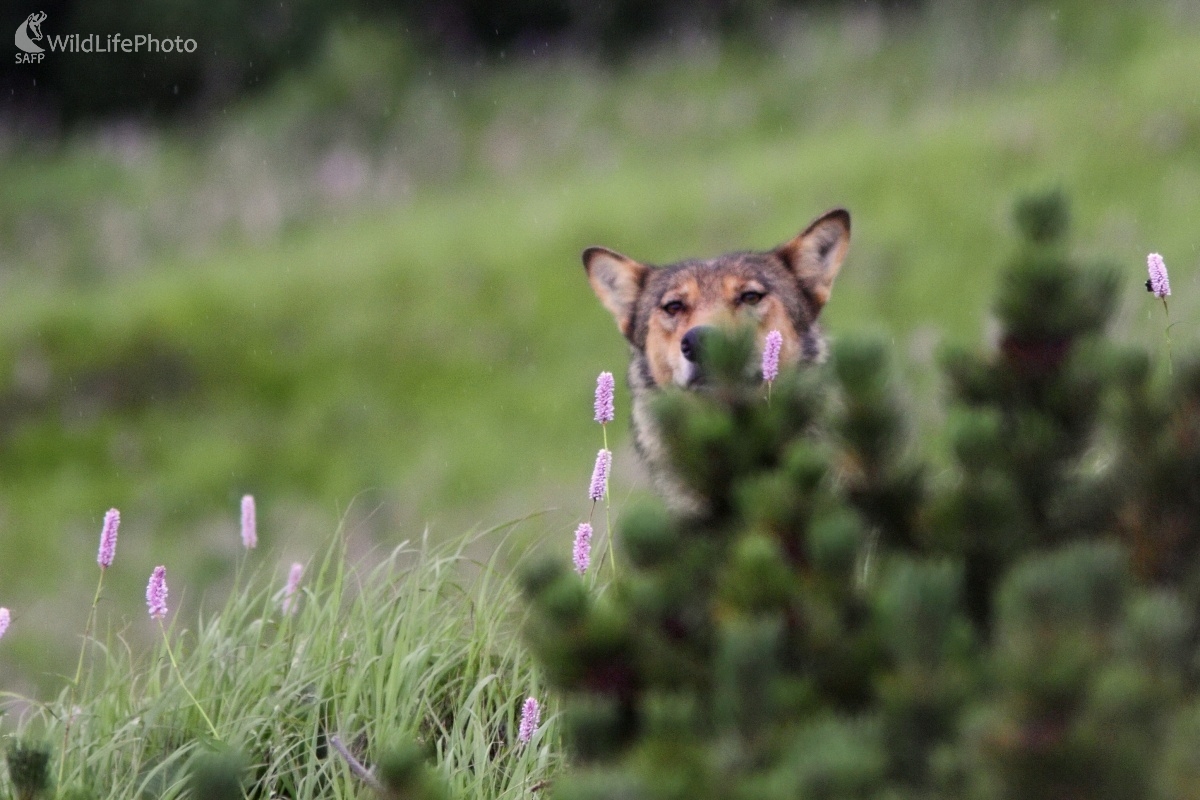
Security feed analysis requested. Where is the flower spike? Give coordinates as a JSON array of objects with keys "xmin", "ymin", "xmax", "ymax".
[
  {"xmin": 97, "ymin": 508, "xmax": 120, "ymax": 569},
  {"xmin": 594, "ymin": 371, "xmax": 615, "ymax": 424},
  {"xmin": 518, "ymin": 696, "xmax": 540, "ymax": 744},
  {"xmin": 573, "ymin": 523, "xmax": 593, "ymax": 575},
  {"xmin": 282, "ymin": 562, "xmax": 304, "ymax": 613},
  {"xmin": 1147, "ymin": 253, "xmax": 1171, "ymax": 298},
  {"xmin": 762, "ymin": 330, "xmax": 783, "ymax": 383},
  {"xmin": 241, "ymin": 494, "xmax": 257, "ymax": 550},
  {"xmin": 146, "ymin": 566, "xmax": 169, "ymax": 620},
  {"xmin": 588, "ymin": 449, "xmax": 612, "ymax": 502}
]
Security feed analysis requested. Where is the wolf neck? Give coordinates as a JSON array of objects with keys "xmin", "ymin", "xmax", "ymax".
[
  {"xmin": 626, "ymin": 349, "xmax": 705, "ymax": 513},
  {"xmin": 627, "ymin": 350, "xmax": 665, "ymax": 470}
]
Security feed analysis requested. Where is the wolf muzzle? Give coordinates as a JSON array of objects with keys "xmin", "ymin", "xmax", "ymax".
[
  {"xmin": 680, "ymin": 325, "xmax": 718, "ymax": 386},
  {"xmin": 680, "ymin": 325, "xmax": 717, "ymax": 364}
]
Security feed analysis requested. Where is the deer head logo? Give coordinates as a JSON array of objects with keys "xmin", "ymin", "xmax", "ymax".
[{"xmin": 16, "ymin": 11, "xmax": 47, "ymax": 53}]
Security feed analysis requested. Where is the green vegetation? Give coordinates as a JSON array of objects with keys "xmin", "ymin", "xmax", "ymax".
[
  {"xmin": 520, "ymin": 194, "xmax": 1200, "ymax": 799},
  {"xmin": 2, "ymin": 527, "xmax": 557, "ymax": 798},
  {"xmin": 1, "ymin": 0, "xmax": 1198, "ymax": 688}
]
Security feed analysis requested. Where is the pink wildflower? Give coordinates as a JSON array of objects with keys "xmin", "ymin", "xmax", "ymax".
[
  {"xmin": 573, "ymin": 523, "xmax": 593, "ymax": 575},
  {"xmin": 0, "ymin": 608, "xmax": 9, "ymax": 640},
  {"xmin": 282, "ymin": 562, "xmax": 304, "ymax": 613},
  {"xmin": 146, "ymin": 566, "xmax": 169, "ymax": 620},
  {"xmin": 762, "ymin": 330, "xmax": 783, "ymax": 383},
  {"xmin": 97, "ymin": 508, "xmax": 120, "ymax": 569},
  {"xmin": 241, "ymin": 494, "xmax": 257, "ymax": 549},
  {"xmin": 1147, "ymin": 253, "xmax": 1171, "ymax": 298},
  {"xmin": 518, "ymin": 696, "xmax": 540, "ymax": 744},
  {"xmin": 588, "ymin": 449, "xmax": 612, "ymax": 502},
  {"xmin": 594, "ymin": 372, "xmax": 615, "ymax": 424}
]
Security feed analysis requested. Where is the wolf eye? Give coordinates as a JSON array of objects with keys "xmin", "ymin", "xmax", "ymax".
[
  {"xmin": 739, "ymin": 291, "xmax": 765, "ymax": 306},
  {"xmin": 661, "ymin": 300, "xmax": 686, "ymax": 316}
]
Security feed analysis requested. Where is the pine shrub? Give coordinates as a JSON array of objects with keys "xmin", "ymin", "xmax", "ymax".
[{"xmin": 522, "ymin": 193, "xmax": 1200, "ymax": 800}]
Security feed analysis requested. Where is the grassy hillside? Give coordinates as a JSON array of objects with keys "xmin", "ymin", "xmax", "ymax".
[{"xmin": 1, "ymin": 0, "xmax": 1199, "ymax": 683}]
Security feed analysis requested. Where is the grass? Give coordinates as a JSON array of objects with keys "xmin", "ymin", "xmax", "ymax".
[
  {"xmin": 1, "ymin": 522, "xmax": 558, "ymax": 798},
  {"xmin": 2, "ymin": 0, "xmax": 1200, "ymax": 684}
]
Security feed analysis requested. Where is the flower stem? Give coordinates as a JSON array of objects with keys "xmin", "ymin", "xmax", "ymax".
[
  {"xmin": 58, "ymin": 569, "xmax": 106, "ymax": 786},
  {"xmin": 159, "ymin": 620, "xmax": 220, "ymax": 740},
  {"xmin": 602, "ymin": 424, "xmax": 616, "ymax": 575},
  {"xmin": 1162, "ymin": 298, "xmax": 1174, "ymax": 376}
]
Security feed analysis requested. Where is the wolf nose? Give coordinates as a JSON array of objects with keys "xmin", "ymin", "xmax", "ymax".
[{"xmin": 680, "ymin": 326, "xmax": 715, "ymax": 363}]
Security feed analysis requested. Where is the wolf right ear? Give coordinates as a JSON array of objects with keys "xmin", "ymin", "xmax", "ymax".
[
  {"xmin": 583, "ymin": 246, "xmax": 649, "ymax": 338},
  {"xmin": 775, "ymin": 208, "xmax": 850, "ymax": 312}
]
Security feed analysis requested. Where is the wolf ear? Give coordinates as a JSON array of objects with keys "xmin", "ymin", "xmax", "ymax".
[
  {"xmin": 583, "ymin": 246, "xmax": 649, "ymax": 338},
  {"xmin": 774, "ymin": 208, "xmax": 850, "ymax": 312}
]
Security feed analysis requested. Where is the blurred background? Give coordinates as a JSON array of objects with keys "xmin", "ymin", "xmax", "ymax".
[{"xmin": 1, "ymin": 0, "xmax": 1197, "ymax": 690}]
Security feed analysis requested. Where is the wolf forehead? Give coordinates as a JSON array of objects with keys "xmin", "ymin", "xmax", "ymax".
[{"xmin": 629, "ymin": 253, "xmax": 811, "ymax": 343}]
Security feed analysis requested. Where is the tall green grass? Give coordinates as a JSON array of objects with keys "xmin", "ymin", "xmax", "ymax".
[{"xmin": 2, "ymin": 524, "xmax": 558, "ymax": 798}]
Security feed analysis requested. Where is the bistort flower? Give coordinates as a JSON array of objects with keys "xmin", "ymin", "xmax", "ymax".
[
  {"xmin": 762, "ymin": 330, "xmax": 783, "ymax": 383},
  {"xmin": 588, "ymin": 449, "xmax": 612, "ymax": 502},
  {"xmin": 573, "ymin": 523, "xmax": 593, "ymax": 575},
  {"xmin": 97, "ymin": 508, "xmax": 120, "ymax": 569},
  {"xmin": 518, "ymin": 696, "xmax": 540, "ymax": 744},
  {"xmin": 282, "ymin": 562, "xmax": 304, "ymax": 613},
  {"xmin": 1147, "ymin": 252, "xmax": 1171, "ymax": 298},
  {"xmin": 594, "ymin": 371, "xmax": 615, "ymax": 424},
  {"xmin": 146, "ymin": 566, "xmax": 169, "ymax": 620},
  {"xmin": 241, "ymin": 494, "xmax": 257, "ymax": 549}
]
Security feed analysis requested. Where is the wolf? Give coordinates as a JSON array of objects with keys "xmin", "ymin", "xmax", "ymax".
[{"xmin": 582, "ymin": 208, "xmax": 850, "ymax": 509}]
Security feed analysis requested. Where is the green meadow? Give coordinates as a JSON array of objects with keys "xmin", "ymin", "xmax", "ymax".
[{"xmin": 1, "ymin": 0, "xmax": 1198, "ymax": 699}]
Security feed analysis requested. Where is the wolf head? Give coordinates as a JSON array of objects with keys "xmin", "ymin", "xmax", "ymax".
[
  {"xmin": 581, "ymin": 208, "xmax": 850, "ymax": 508},
  {"xmin": 583, "ymin": 208, "xmax": 849, "ymax": 388}
]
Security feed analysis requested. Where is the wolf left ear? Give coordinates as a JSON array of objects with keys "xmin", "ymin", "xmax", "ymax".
[
  {"xmin": 583, "ymin": 246, "xmax": 649, "ymax": 339},
  {"xmin": 774, "ymin": 208, "xmax": 850, "ymax": 311}
]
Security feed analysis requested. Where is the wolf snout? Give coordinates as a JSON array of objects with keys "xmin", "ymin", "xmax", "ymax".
[{"xmin": 680, "ymin": 326, "xmax": 716, "ymax": 363}]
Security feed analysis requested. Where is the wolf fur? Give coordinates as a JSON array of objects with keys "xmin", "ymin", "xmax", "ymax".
[{"xmin": 582, "ymin": 208, "xmax": 850, "ymax": 509}]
